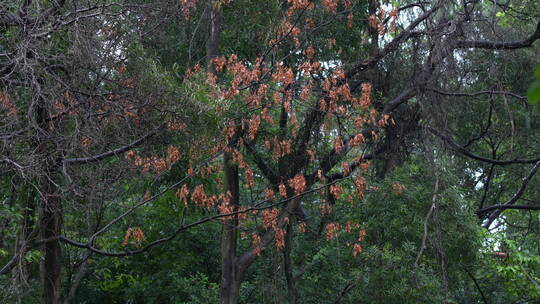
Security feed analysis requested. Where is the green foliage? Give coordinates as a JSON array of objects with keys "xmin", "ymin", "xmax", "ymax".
[{"xmin": 527, "ymin": 64, "xmax": 540, "ymax": 104}]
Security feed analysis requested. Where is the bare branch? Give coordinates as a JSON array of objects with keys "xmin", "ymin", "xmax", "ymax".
[
  {"xmin": 481, "ymin": 161, "xmax": 540, "ymax": 228},
  {"xmin": 455, "ymin": 22, "xmax": 540, "ymax": 50},
  {"xmin": 345, "ymin": 0, "xmax": 444, "ymax": 78},
  {"xmin": 477, "ymin": 204, "xmax": 540, "ymax": 214},
  {"xmin": 428, "ymin": 127, "xmax": 540, "ymax": 165},
  {"xmin": 62, "ymin": 129, "xmax": 159, "ymax": 165},
  {"xmin": 430, "ymin": 88, "xmax": 526, "ymax": 100}
]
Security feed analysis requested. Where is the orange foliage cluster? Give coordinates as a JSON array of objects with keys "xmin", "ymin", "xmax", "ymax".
[
  {"xmin": 329, "ymin": 183, "xmax": 342, "ymax": 200},
  {"xmin": 122, "ymin": 227, "xmax": 145, "ymax": 247},
  {"xmin": 327, "ymin": 38, "xmax": 337, "ymax": 49},
  {"xmin": 184, "ymin": 63, "xmax": 201, "ymax": 79},
  {"xmin": 247, "ymin": 115, "xmax": 261, "ymax": 140},
  {"xmin": 392, "ymin": 182, "xmax": 406, "ymax": 196},
  {"xmin": 344, "ymin": 228, "xmax": 366, "ymax": 256},
  {"xmin": 378, "ymin": 113, "xmax": 394, "ymax": 127},
  {"xmin": 167, "ymin": 121, "xmax": 188, "ymax": 131},
  {"xmin": 231, "ymin": 149, "xmax": 256, "ymax": 189},
  {"xmin": 369, "ymin": 7, "xmax": 399, "ymax": 36},
  {"xmin": 334, "ymin": 137, "xmax": 344, "ymax": 153},
  {"xmin": 322, "ymin": 0, "xmax": 339, "ymax": 12},
  {"xmin": 272, "ymin": 139, "xmax": 292, "ymax": 159},
  {"xmin": 262, "ymin": 208, "xmax": 279, "ymax": 230},
  {"xmin": 251, "ymin": 233, "xmax": 262, "ymax": 256},
  {"xmin": 355, "ymin": 175, "xmax": 367, "ymax": 200},
  {"xmin": 272, "ymin": 63, "xmax": 295, "ymax": 88},
  {"xmin": 80, "ymin": 136, "xmax": 91, "ymax": 148},
  {"xmin": 351, "ymin": 133, "xmax": 365, "ymax": 147},
  {"xmin": 268, "ymin": 17, "xmax": 303, "ymax": 47},
  {"xmin": 288, "ymin": 174, "xmax": 307, "ymax": 196},
  {"xmin": 243, "ymin": 166, "xmax": 255, "ymax": 189},
  {"xmin": 125, "ymin": 145, "xmax": 180, "ymax": 173},
  {"xmin": 52, "ymin": 91, "xmax": 80, "ymax": 119},
  {"xmin": 357, "ymin": 82, "xmax": 372, "ymax": 109},
  {"xmin": 180, "ymin": 0, "xmax": 198, "ymax": 20},
  {"xmin": 264, "ymin": 188, "xmax": 275, "ymax": 200},
  {"xmin": 176, "ymin": 184, "xmax": 190, "ymax": 207},
  {"xmin": 217, "ymin": 191, "xmax": 233, "ymax": 217},
  {"xmin": 289, "ymin": 0, "xmax": 314, "ymax": 9},
  {"xmin": 352, "ymin": 243, "xmax": 363, "ymax": 256},
  {"xmin": 199, "ymin": 162, "xmax": 222, "ymax": 178},
  {"xmin": 341, "ymin": 220, "xmax": 365, "ymax": 256},
  {"xmin": 344, "ymin": 220, "xmax": 360, "ymax": 233},
  {"xmin": 325, "ymin": 222, "xmax": 340, "ymax": 241},
  {"xmin": 298, "ymin": 221, "xmax": 307, "ymax": 233},
  {"xmin": 319, "ymin": 203, "xmax": 333, "ymax": 215},
  {"xmin": 341, "ymin": 162, "xmax": 350, "ymax": 176},
  {"xmin": 347, "ymin": 13, "xmax": 354, "ymax": 28},
  {"xmin": 308, "ymin": 149, "xmax": 315, "ymax": 161},
  {"xmin": 225, "ymin": 120, "xmax": 236, "ymax": 141},
  {"xmin": 279, "ymin": 183, "xmax": 288, "ymax": 198},
  {"xmin": 275, "ymin": 226, "xmax": 286, "ymax": 249},
  {"xmin": 257, "ymin": 208, "xmax": 287, "ymax": 250},
  {"xmin": 261, "ymin": 106, "xmax": 274, "ymax": 124},
  {"xmin": 212, "ymin": 55, "xmax": 264, "ymax": 104},
  {"xmin": 299, "ymin": 83, "xmax": 312, "ymax": 101}
]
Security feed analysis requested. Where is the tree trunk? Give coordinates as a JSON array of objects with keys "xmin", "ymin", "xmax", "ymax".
[
  {"xmin": 35, "ymin": 101, "xmax": 63, "ymax": 304},
  {"xmin": 206, "ymin": 0, "xmax": 220, "ymax": 75},
  {"xmin": 39, "ymin": 178, "xmax": 63, "ymax": 304},
  {"xmin": 220, "ymin": 151, "xmax": 240, "ymax": 304},
  {"xmin": 204, "ymin": 1, "xmax": 242, "ymax": 302},
  {"xmin": 284, "ymin": 223, "xmax": 298, "ymax": 304}
]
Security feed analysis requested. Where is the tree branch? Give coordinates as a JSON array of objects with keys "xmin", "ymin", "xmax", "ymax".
[
  {"xmin": 242, "ymin": 135, "xmax": 280, "ymax": 185},
  {"xmin": 477, "ymin": 204, "xmax": 540, "ymax": 214},
  {"xmin": 428, "ymin": 126, "xmax": 540, "ymax": 165},
  {"xmin": 455, "ymin": 22, "xmax": 540, "ymax": 50},
  {"xmin": 62, "ymin": 129, "xmax": 159, "ymax": 165},
  {"xmin": 481, "ymin": 160, "xmax": 540, "ymax": 228},
  {"xmin": 345, "ymin": 0, "xmax": 443, "ymax": 78},
  {"xmin": 430, "ymin": 88, "xmax": 525, "ymax": 100}
]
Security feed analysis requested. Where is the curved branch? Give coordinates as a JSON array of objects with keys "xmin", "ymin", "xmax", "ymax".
[
  {"xmin": 430, "ymin": 88, "xmax": 525, "ymax": 100},
  {"xmin": 345, "ymin": 0, "xmax": 443, "ymax": 78},
  {"xmin": 63, "ymin": 129, "xmax": 159, "ymax": 165},
  {"xmin": 455, "ymin": 22, "xmax": 540, "ymax": 50},
  {"xmin": 428, "ymin": 126, "xmax": 540, "ymax": 165},
  {"xmin": 26, "ymin": 177, "xmax": 353, "ymax": 258},
  {"xmin": 477, "ymin": 204, "xmax": 540, "ymax": 214},
  {"xmin": 481, "ymin": 160, "xmax": 540, "ymax": 228}
]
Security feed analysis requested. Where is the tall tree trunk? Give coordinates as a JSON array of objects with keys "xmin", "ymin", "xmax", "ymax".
[
  {"xmin": 283, "ymin": 223, "xmax": 298, "ymax": 304},
  {"xmin": 204, "ymin": 1, "xmax": 242, "ymax": 303},
  {"xmin": 206, "ymin": 0, "xmax": 220, "ymax": 75},
  {"xmin": 367, "ymin": 0, "xmax": 379, "ymax": 56},
  {"xmin": 220, "ymin": 151, "xmax": 241, "ymax": 304},
  {"xmin": 36, "ymin": 103, "xmax": 63, "ymax": 304},
  {"xmin": 40, "ymin": 190, "xmax": 63, "ymax": 304}
]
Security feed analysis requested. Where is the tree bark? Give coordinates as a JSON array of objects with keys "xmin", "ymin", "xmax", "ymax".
[
  {"xmin": 35, "ymin": 101, "xmax": 63, "ymax": 304},
  {"xmin": 283, "ymin": 222, "xmax": 298, "ymax": 304},
  {"xmin": 40, "ymin": 190, "xmax": 63, "ymax": 304},
  {"xmin": 204, "ymin": 1, "xmax": 242, "ymax": 302},
  {"xmin": 220, "ymin": 151, "xmax": 240, "ymax": 304}
]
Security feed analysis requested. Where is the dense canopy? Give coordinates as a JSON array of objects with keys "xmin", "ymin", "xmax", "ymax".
[{"xmin": 1, "ymin": 0, "xmax": 539, "ymax": 303}]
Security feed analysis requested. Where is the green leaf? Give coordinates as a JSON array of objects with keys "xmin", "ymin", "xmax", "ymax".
[
  {"xmin": 527, "ymin": 79, "xmax": 540, "ymax": 105},
  {"xmin": 535, "ymin": 64, "xmax": 540, "ymax": 78}
]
